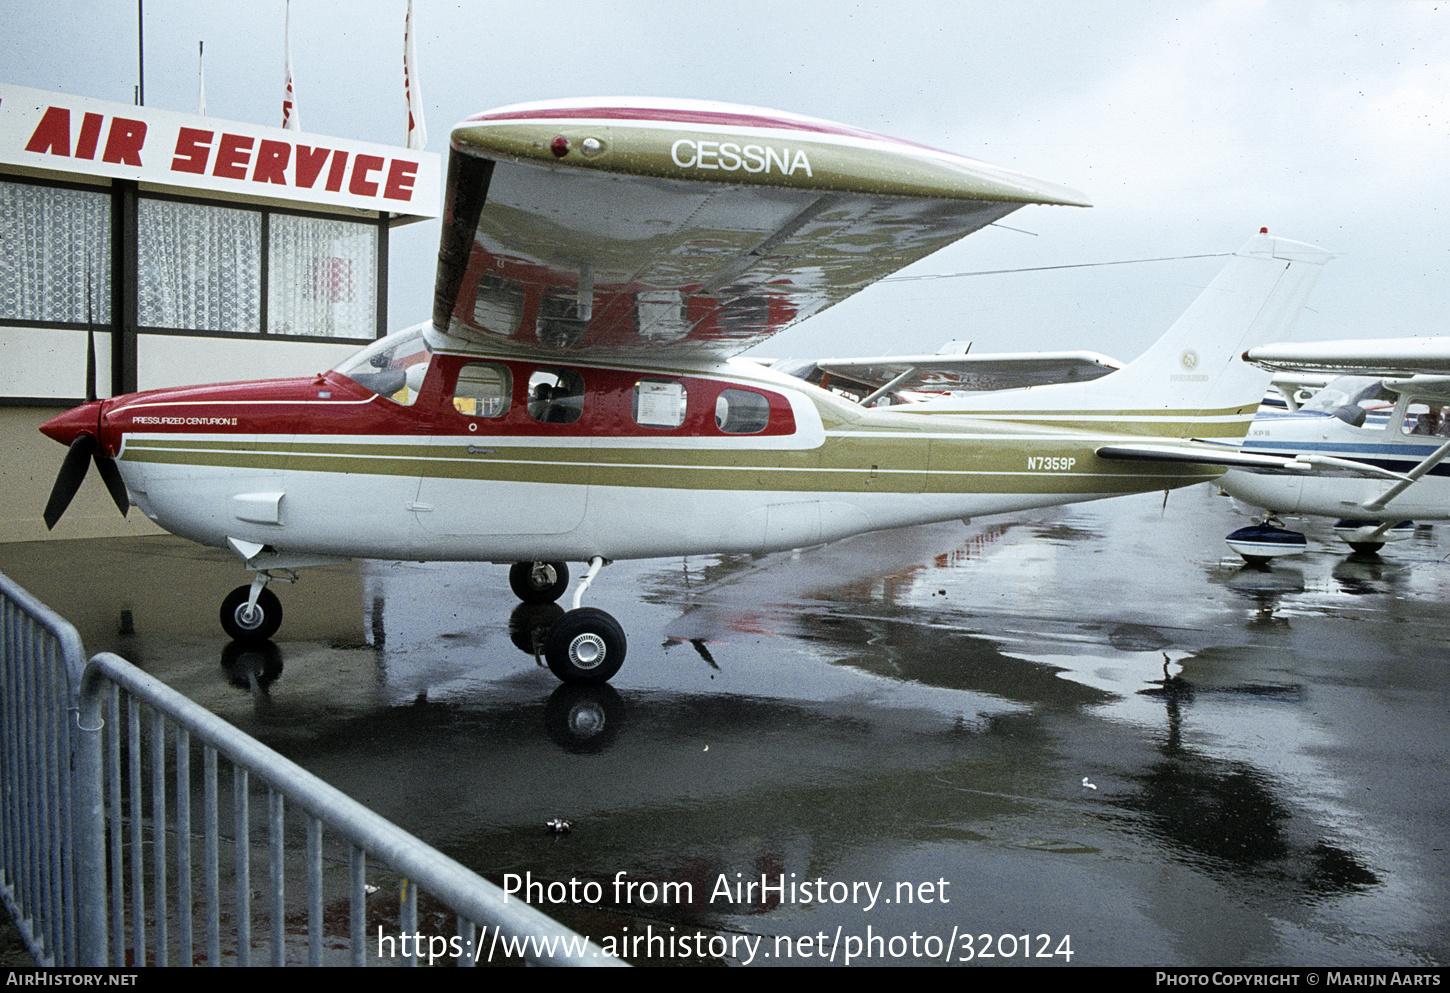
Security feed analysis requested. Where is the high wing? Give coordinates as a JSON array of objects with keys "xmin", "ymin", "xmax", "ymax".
[
  {"xmin": 430, "ymin": 98, "xmax": 1089, "ymax": 358},
  {"xmin": 812, "ymin": 349, "xmax": 1123, "ymax": 402},
  {"xmin": 1246, "ymin": 337, "xmax": 1450, "ymax": 378}
]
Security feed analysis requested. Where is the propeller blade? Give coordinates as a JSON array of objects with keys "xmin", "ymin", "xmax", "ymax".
[
  {"xmin": 93, "ymin": 454, "xmax": 130, "ymax": 517},
  {"xmin": 85, "ymin": 330, "xmax": 97, "ymax": 404},
  {"xmin": 43, "ymin": 434, "xmax": 96, "ymax": 530},
  {"xmin": 85, "ymin": 268, "xmax": 97, "ymax": 403}
]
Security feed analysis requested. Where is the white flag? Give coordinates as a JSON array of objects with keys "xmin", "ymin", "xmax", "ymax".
[
  {"xmin": 282, "ymin": 0, "xmax": 300, "ymax": 131},
  {"xmin": 404, "ymin": 0, "xmax": 427, "ymax": 149}
]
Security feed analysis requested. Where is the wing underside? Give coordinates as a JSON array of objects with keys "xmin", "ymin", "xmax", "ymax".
[
  {"xmin": 430, "ymin": 100, "xmax": 1089, "ymax": 359},
  {"xmin": 815, "ymin": 350, "xmax": 1124, "ymax": 397}
]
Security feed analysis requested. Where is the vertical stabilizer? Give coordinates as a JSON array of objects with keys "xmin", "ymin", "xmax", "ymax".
[{"xmin": 937, "ymin": 231, "xmax": 1334, "ymax": 438}]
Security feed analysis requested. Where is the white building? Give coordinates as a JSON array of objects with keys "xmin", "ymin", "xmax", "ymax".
[{"xmin": 0, "ymin": 83, "xmax": 440, "ymax": 540}]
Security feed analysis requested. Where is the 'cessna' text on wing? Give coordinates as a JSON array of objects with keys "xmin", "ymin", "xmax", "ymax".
[{"xmin": 670, "ymin": 139, "xmax": 813, "ymax": 177}]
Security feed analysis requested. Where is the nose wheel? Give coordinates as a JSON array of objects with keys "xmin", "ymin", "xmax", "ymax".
[{"xmin": 508, "ymin": 560, "xmax": 570, "ymax": 603}]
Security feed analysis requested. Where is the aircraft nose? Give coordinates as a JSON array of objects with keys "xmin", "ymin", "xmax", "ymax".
[{"xmin": 39, "ymin": 401, "xmax": 104, "ymax": 447}]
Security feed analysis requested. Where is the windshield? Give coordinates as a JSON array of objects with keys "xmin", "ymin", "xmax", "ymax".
[
  {"xmin": 332, "ymin": 326, "xmax": 432, "ymax": 405},
  {"xmin": 1299, "ymin": 375, "xmax": 1391, "ymax": 426}
]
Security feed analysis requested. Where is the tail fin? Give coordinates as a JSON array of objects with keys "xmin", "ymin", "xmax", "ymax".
[{"xmin": 939, "ymin": 231, "xmax": 1334, "ymax": 438}]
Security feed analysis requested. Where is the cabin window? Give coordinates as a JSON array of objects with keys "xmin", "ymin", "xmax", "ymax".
[
  {"xmin": 1401, "ymin": 400, "xmax": 1450, "ymax": 438},
  {"xmin": 715, "ymin": 388, "xmax": 771, "ymax": 434},
  {"xmin": 633, "ymin": 379, "xmax": 687, "ymax": 429},
  {"xmin": 453, "ymin": 363, "xmax": 510, "ymax": 418},
  {"xmin": 527, "ymin": 368, "xmax": 585, "ymax": 424}
]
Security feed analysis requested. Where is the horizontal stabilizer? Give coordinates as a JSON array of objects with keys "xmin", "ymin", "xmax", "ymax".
[
  {"xmin": 1096, "ymin": 443, "xmax": 1313, "ymax": 472},
  {"xmin": 1098, "ymin": 443, "xmax": 1410, "ymax": 480}
]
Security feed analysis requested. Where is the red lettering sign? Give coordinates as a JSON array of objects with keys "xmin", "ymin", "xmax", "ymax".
[
  {"xmin": 11, "ymin": 93, "xmax": 431, "ymax": 212},
  {"xmin": 100, "ymin": 118, "xmax": 145, "ymax": 166},
  {"xmin": 252, "ymin": 139, "xmax": 291, "ymax": 185},
  {"xmin": 171, "ymin": 128, "xmax": 213, "ymax": 174},
  {"xmin": 383, "ymin": 159, "xmax": 418, "ymax": 201},
  {"xmin": 24, "ymin": 106, "xmax": 71, "ymax": 156},
  {"xmin": 75, "ymin": 113, "xmax": 104, "ymax": 160},
  {"xmin": 213, "ymin": 133, "xmax": 254, "ymax": 180},
  {"xmin": 349, "ymin": 154, "xmax": 384, "ymax": 197},
  {"xmin": 294, "ymin": 145, "xmax": 330, "ymax": 188}
]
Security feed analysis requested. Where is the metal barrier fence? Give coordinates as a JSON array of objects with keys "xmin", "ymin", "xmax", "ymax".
[
  {"xmin": 0, "ymin": 569, "xmax": 95, "ymax": 966},
  {"xmin": 0, "ymin": 572, "xmax": 620, "ymax": 967}
]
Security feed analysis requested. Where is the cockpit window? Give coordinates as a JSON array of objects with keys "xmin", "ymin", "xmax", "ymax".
[
  {"xmin": 1299, "ymin": 376, "xmax": 1391, "ymax": 427},
  {"xmin": 332, "ymin": 327, "xmax": 432, "ymax": 406}
]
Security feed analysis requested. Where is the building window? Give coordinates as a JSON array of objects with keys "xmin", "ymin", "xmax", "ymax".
[
  {"xmin": 0, "ymin": 179, "xmax": 112, "ymax": 323},
  {"xmin": 268, "ymin": 213, "xmax": 377, "ymax": 337},
  {"xmin": 3, "ymin": 177, "xmax": 380, "ymax": 340},
  {"xmin": 139, "ymin": 198, "xmax": 262, "ymax": 332}
]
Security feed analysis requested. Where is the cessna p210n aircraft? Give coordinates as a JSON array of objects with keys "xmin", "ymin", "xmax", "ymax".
[
  {"xmin": 1201, "ymin": 338, "xmax": 1450, "ymax": 562},
  {"xmin": 39, "ymin": 98, "xmax": 1333, "ymax": 683}
]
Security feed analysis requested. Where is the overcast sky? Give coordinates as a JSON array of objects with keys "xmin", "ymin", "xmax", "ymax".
[{"xmin": 5, "ymin": 0, "xmax": 1448, "ymax": 361}]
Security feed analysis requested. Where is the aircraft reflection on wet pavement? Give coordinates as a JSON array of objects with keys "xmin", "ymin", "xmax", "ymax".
[{"xmin": 149, "ymin": 482, "xmax": 1449, "ymax": 966}]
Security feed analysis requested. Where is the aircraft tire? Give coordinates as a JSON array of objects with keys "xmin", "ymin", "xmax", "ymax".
[
  {"xmin": 220, "ymin": 586, "xmax": 283, "ymax": 642},
  {"xmin": 1347, "ymin": 541, "xmax": 1384, "ymax": 554},
  {"xmin": 544, "ymin": 607, "xmax": 626, "ymax": 684},
  {"xmin": 509, "ymin": 560, "xmax": 570, "ymax": 603}
]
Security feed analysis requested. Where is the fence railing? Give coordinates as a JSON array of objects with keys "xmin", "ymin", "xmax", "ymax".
[{"xmin": 0, "ymin": 571, "xmax": 620, "ymax": 967}]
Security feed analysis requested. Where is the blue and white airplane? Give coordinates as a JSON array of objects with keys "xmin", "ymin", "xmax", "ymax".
[{"xmin": 1208, "ymin": 338, "xmax": 1450, "ymax": 561}]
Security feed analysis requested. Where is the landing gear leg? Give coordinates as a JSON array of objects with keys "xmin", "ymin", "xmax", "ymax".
[
  {"xmin": 220, "ymin": 571, "xmax": 289, "ymax": 642},
  {"xmin": 543, "ymin": 556, "xmax": 626, "ymax": 684}
]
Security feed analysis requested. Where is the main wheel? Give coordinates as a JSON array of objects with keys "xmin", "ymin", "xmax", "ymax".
[
  {"xmin": 220, "ymin": 585, "xmax": 283, "ymax": 642},
  {"xmin": 1346, "ymin": 541, "xmax": 1384, "ymax": 554},
  {"xmin": 509, "ymin": 561, "xmax": 570, "ymax": 603},
  {"xmin": 543, "ymin": 607, "xmax": 626, "ymax": 684}
]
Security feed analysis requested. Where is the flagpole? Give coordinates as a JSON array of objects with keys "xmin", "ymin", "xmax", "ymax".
[
  {"xmin": 404, "ymin": 0, "xmax": 427, "ymax": 150},
  {"xmin": 283, "ymin": 0, "xmax": 299, "ymax": 130},
  {"xmin": 198, "ymin": 41, "xmax": 206, "ymax": 116},
  {"xmin": 136, "ymin": 0, "xmax": 144, "ymax": 105}
]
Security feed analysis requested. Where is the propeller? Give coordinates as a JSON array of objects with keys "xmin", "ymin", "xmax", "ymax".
[
  {"xmin": 41, "ymin": 422, "xmax": 130, "ymax": 530},
  {"xmin": 41, "ymin": 272, "xmax": 129, "ymax": 529}
]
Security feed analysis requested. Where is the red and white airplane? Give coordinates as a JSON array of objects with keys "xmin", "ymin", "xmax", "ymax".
[{"xmin": 39, "ymin": 98, "xmax": 1333, "ymax": 683}]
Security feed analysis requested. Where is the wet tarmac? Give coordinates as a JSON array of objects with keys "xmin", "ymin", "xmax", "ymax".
[{"xmin": 3, "ymin": 484, "xmax": 1448, "ymax": 967}]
